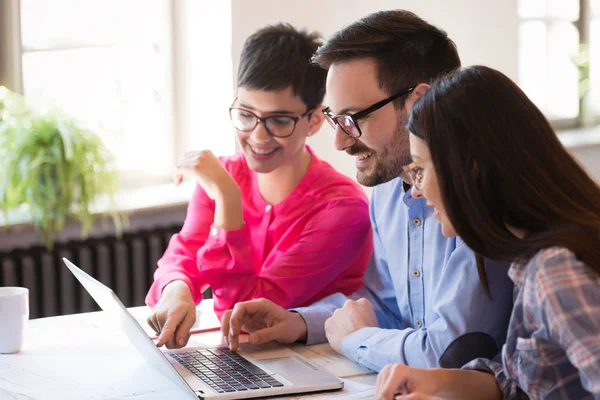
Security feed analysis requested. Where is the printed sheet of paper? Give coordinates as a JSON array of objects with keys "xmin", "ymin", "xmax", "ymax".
[
  {"xmin": 237, "ymin": 341, "xmax": 300, "ymax": 360},
  {"xmin": 291, "ymin": 343, "xmax": 373, "ymax": 378},
  {"xmin": 129, "ymin": 305, "xmax": 221, "ymax": 338},
  {"xmin": 285, "ymin": 378, "xmax": 375, "ymax": 400}
]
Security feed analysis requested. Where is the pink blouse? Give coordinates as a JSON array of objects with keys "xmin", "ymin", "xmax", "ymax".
[{"xmin": 145, "ymin": 147, "xmax": 373, "ymax": 319}]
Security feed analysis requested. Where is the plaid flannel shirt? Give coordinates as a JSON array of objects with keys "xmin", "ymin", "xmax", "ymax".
[{"xmin": 464, "ymin": 247, "xmax": 600, "ymax": 399}]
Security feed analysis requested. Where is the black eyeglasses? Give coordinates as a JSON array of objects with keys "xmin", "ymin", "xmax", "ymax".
[
  {"xmin": 229, "ymin": 107, "xmax": 313, "ymax": 138},
  {"xmin": 322, "ymin": 86, "xmax": 415, "ymax": 139}
]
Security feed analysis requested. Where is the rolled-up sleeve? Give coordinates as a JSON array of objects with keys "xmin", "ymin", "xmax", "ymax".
[
  {"xmin": 463, "ymin": 358, "xmax": 528, "ymax": 400},
  {"xmin": 339, "ymin": 243, "xmax": 513, "ymax": 371}
]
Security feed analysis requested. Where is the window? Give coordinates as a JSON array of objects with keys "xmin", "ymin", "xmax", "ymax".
[
  {"xmin": 519, "ymin": 0, "xmax": 600, "ymax": 128},
  {"xmin": 1, "ymin": 0, "xmax": 234, "ymax": 188},
  {"xmin": 591, "ymin": 1, "xmax": 600, "ymax": 121}
]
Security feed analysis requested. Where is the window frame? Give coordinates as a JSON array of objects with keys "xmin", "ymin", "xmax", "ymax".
[
  {"xmin": 519, "ymin": 0, "xmax": 599, "ymax": 129},
  {"xmin": 0, "ymin": 0, "xmax": 188, "ymax": 189}
]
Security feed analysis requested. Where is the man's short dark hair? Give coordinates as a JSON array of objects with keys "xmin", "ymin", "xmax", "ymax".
[
  {"xmin": 313, "ymin": 10, "xmax": 461, "ymax": 107},
  {"xmin": 237, "ymin": 23, "xmax": 326, "ymax": 110}
]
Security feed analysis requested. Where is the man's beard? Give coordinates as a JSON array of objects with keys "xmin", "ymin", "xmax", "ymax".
[{"xmin": 348, "ymin": 116, "xmax": 412, "ymax": 187}]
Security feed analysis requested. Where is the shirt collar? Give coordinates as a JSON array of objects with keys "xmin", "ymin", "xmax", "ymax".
[
  {"xmin": 401, "ymin": 179, "xmax": 421, "ymax": 206},
  {"xmin": 250, "ymin": 145, "xmax": 318, "ymax": 208},
  {"xmin": 508, "ymin": 258, "xmax": 528, "ymax": 286}
]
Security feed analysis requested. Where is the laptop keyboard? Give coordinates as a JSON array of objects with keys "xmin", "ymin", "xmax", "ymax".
[{"xmin": 171, "ymin": 347, "xmax": 284, "ymax": 394}]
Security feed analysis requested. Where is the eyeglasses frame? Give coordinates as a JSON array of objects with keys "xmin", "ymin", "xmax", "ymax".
[
  {"xmin": 229, "ymin": 106, "xmax": 314, "ymax": 138},
  {"xmin": 322, "ymin": 86, "xmax": 415, "ymax": 139}
]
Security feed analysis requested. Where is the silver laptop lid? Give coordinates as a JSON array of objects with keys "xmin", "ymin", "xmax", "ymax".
[
  {"xmin": 62, "ymin": 257, "xmax": 198, "ymax": 399},
  {"xmin": 63, "ymin": 258, "xmax": 344, "ymax": 400}
]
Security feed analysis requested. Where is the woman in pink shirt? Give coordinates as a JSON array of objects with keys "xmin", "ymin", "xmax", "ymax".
[{"xmin": 145, "ymin": 23, "xmax": 373, "ymax": 349}]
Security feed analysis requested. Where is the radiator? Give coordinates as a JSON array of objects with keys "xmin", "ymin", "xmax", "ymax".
[{"xmin": 0, "ymin": 225, "xmax": 211, "ymax": 319}]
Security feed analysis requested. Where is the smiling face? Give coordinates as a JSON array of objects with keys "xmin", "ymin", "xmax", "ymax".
[
  {"xmin": 409, "ymin": 133, "xmax": 458, "ymax": 237},
  {"xmin": 325, "ymin": 58, "xmax": 412, "ymax": 187},
  {"xmin": 234, "ymin": 86, "xmax": 321, "ymax": 174}
]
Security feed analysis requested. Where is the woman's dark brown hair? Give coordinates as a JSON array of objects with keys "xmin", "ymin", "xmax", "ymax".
[
  {"xmin": 238, "ymin": 23, "xmax": 326, "ymax": 110},
  {"xmin": 408, "ymin": 65, "xmax": 600, "ymax": 293}
]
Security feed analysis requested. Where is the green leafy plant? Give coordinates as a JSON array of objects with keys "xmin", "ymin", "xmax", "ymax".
[
  {"xmin": 572, "ymin": 44, "xmax": 590, "ymax": 99},
  {"xmin": 571, "ymin": 44, "xmax": 595, "ymax": 127},
  {"xmin": 0, "ymin": 86, "xmax": 123, "ymax": 249}
]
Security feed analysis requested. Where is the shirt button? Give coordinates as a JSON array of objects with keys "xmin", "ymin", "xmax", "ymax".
[
  {"xmin": 210, "ymin": 227, "xmax": 218, "ymax": 236},
  {"xmin": 265, "ymin": 205, "xmax": 272, "ymax": 212},
  {"xmin": 415, "ymin": 320, "xmax": 423, "ymax": 328},
  {"xmin": 411, "ymin": 269, "xmax": 421, "ymax": 278},
  {"xmin": 412, "ymin": 218, "xmax": 421, "ymax": 226}
]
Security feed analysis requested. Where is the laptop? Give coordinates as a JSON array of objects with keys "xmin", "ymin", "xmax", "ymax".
[{"xmin": 62, "ymin": 258, "xmax": 343, "ymax": 399}]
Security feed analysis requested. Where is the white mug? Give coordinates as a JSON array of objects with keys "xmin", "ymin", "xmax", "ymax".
[{"xmin": 0, "ymin": 287, "xmax": 29, "ymax": 354}]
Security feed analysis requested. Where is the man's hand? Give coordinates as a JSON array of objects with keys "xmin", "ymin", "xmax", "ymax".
[
  {"xmin": 221, "ymin": 298, "xmax": 308, "ymax": 351},
  {"xmin": 174, "ymin": 150, "xmax": 239, "ymax": 200},
  {"xmin": 324, "ymin": 298, "xmax": 378, "ymax": 353},
  {"xmin": 147, "ymin": 280, "xmax": 197, "ymax": 349}
]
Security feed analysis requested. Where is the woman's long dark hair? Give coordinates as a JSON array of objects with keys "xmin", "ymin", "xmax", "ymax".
[{"xmin": 408, "ymin": 66, "xmax": 600, "ymax": 292}]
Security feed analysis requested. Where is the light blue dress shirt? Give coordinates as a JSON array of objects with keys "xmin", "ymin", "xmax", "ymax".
[{"xmin": 293, "ymin": 178, "xmax": 514, "ymax": 372}]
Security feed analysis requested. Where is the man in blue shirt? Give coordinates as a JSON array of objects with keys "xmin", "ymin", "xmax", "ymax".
[{"xmin": 220, "ymin": 10, "xmax": 514, "ymax": 372}]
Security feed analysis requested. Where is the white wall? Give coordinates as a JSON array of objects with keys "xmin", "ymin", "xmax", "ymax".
[
  {"xmin": 571, "ymin": 144, "xmax": 600, "ymax": 181},
  {"xmin": 231, "ymin": 0, "xmax": 520, "ymax": 180}
]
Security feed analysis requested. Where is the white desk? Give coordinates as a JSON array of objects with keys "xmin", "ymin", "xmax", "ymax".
[{"xmin": 0, "ymin": 300, "xmax": 376, "ymax": 399}]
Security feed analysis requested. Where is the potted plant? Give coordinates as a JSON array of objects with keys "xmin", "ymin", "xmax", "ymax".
[{"xmin": 0, "ymin": 86, "xmax": 123, "ymax": 249}]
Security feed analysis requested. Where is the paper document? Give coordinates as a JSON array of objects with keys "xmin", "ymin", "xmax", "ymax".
[
  {"xmin": 290, "ymin": 378, "xmax": 375, "ymax": 400},
  {"xmin": 129, "ymin": 306, "xmax": 221, "ymax": 338},
  {"xmin": 238, "ymin": 341, "xmax": 299, "ymax": 360},
  {"xmin": 292, "ymin": 343, "xmax": 373, "ymax": 378}
]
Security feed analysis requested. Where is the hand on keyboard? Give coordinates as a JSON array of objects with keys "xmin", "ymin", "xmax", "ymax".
[
  {"xmin": 147, "ymin": 280, "xmax": 197, "ymax": 349},
  {"xmin": 221, "ymin": 298, "xmax": 308, "ymax": 351}
]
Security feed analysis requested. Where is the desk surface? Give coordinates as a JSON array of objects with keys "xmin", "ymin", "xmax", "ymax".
[{"xmin": 0, "ymin": 300, "xmax": 376, "ymax": 400}]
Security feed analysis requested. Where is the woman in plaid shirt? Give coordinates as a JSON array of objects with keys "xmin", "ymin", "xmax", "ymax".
[{"xmin": 375, "ymin": 66, "xmax": 600, "ymax": 399}]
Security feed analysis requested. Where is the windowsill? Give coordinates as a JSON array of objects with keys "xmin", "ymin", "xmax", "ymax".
[
  {"xmin": 0, "ymin": 180, "xmax": 196, "ymax": 230},
  {"xmin": 557, "ymin": 125, "xmax": 600, "ymax": 149}
]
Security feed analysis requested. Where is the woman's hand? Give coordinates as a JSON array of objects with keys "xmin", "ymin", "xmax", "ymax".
[
  {"xmin": 375, "ymin": 364, "xmax": 503, "ymax": 400},
  {"xmin": 376, "ymin": 364, "xmax": 444, "ymax": 399},
  {"xmin": 175, "ymin": 150, "xmax": 244, "ymax": 229},
  {"xmin": 147, "ymin": 280, "xmax": 197, "ymax": 349},
  {"xmin": 174, "ymin": 150, "xmax": 239, "ymax": 200}
]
